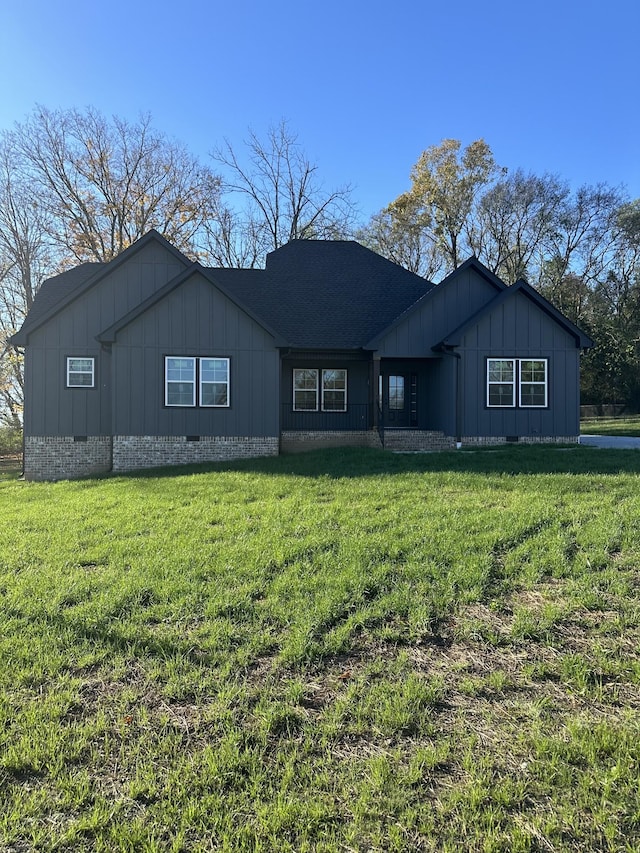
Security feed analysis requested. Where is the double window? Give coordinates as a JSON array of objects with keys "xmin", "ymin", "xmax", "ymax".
[
  {"xmin": 487, "ymin": 358, "xmax": 548, "ymax": 408},
  {"xmin": 165, "ymin": 357, "xmax": 230, "ymax": 407},
  {"xmin": 293, "ymin": 368, "xmax": 347, "ymax": 412},
  {"xmin": 66, "ymin": 357, "xmax": 95, "ymax": 388}
]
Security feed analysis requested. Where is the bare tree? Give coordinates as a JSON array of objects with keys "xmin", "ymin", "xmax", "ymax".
[
  {"xmin": 210, "ymin": 121, "xmax": 357, "ymax": 263},
  {"xmin": 0, "ymin": 106, "xmax": 224, "ymax": 426},
  {"xmin": 469, "ymin": 171, "xmax": 569, "ymax": 283},
  {"xmin": 11, "ymin": 106, "xmax": 221, "ymax": 264},
  {"xmin": 0, "ymin": 135, "xmax": 54, "ymax": 427},
  {"xmin": 547, "ymin": 183, "xmax": 625, "ymax": 288}
]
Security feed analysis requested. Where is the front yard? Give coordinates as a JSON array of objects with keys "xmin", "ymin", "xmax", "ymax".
[{"xmin": 1, "ymin": 446, "xmax": 640, "ymax": 851}]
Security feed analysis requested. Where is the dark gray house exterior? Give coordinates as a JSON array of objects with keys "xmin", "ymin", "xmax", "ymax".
[{"xmin": 11, "ymin": 231, "xmax": 593, "ymax": 479}]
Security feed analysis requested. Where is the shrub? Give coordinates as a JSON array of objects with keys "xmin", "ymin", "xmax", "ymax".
[{"xmin": 0, "ymin": 427, "xmax": 22, "ymax": 456}]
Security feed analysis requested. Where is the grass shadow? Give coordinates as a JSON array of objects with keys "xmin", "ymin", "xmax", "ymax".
[{"xmin": 107, "ymin": 444, "xmax": 640, "ymax": 482}]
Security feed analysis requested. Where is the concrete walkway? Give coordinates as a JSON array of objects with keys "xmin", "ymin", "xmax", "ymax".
[{"xmin": 580, "ymin": 435, "xmax": 640, "ymax": 449}]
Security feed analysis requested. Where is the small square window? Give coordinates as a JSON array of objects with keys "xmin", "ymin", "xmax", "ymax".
[{"xmin": 67, "ymin": 357, "xmax": 95, "ymax": 388}]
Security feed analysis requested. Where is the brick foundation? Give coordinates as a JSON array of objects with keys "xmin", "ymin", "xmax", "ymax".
[
  {"xmin": 24, "ymin": 436, "xmax": 113, "ymax": 481},
  {"xmin": 281, "ymin": 430, "xmax": 382, "ymax": 453},
  {"xmin": 459, "ymin": 435, "xmax": 579, "ymax": 447},
  {"xmin": 383, "ymin": 430, "xmax": 455, "ymax": 451},
  {"xmin": 23, "ymin": 431, "xmax": 580, "ymax": 479},
  {"xmin": 112, "ymin": 435, "xmax": 279, "ymax": 471}
]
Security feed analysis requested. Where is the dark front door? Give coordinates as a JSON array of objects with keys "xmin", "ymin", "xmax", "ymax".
[{"xmin": 384, "ymin": 373, "xmax": 415, "ymax": 428}]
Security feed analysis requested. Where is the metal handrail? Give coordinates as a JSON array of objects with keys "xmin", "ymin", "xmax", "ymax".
[{"xmin": 280, "ymin": 402, "xmax": 372, "ymax": 431}]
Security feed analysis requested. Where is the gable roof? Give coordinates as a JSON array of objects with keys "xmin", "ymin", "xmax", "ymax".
[
  {"xmin": 437, "ymin": 278, "xmax": 594, "ymax": 349},
  {"xmin": 239, "ymin": 240, "xmax": 434, "ymax": 349},
  {"xmin": 11, "ymin": 232, "xmax": 593, "ymax": 356},
  {"xmin": 364, "ymin": 256, "xmax": 506, "ymax": 350},
  {"xmin": 11, "ymin": 263, "xmax": 102, "ymax": 345},
  {"xmin": 12, "ymin": 235, "xmax": 434, "ymax": 351},
  {"xmin": 97, "ymin": 264, "xmax": 287, "ymax": 346},
  {"xmin": 10, "ymin": 231, "xmax": 192, "ymax": 346}
]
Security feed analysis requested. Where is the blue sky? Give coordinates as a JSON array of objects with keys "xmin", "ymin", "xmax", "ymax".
[{"xmin": 1, "ymin": 0, "xmax": 638, "ymax": 220}]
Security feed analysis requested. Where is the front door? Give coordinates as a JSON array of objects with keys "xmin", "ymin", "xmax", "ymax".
[{"xmin": 383, "ymin": 373, "xmax": 416, "ymax": 428}]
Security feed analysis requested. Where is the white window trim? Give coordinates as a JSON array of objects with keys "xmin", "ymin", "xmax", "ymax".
[
  {"xmin": 321, "ymin": 368, "xmax": 348, "ymax": 412},
  {"xmin": 293, "ymin": 368, "xmax": 319, "ymax": 412},
  {"xmin": 66, "ymin": 357, "xmax": 95, "ymax": 388},
  {"xmin": 487, "ymin": 358, "xmax": 548, "ymax": 409},
  {"xmin": 487, "ymin": 358, "xmax": 516, "ymax": 408},
  {"xmin": 519, "ymin": 359, "xmax": 548, "ymax": 408},
  {"xmin": 165, "ymin": 356, "xmax": 232, "ymax": 408},
  {"xmin": 200, "ymin": 357, "xmax": 230, "ymax": 408},
  {"xmin": 165, "ymin": 356, "xmax": 196, "ymax": 407}
]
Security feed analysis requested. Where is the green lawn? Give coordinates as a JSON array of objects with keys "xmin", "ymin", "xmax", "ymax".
[
  {"xmin": 2, "ymin": 446, "xmax": 640, "ymax": 852},
  {"xmin": 581, "ymin": 416, "xmax": 640, "ymax": 437}
]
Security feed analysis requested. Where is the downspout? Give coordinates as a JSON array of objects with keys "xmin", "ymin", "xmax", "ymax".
[
  {"xmin": 102, "ymin": 343, "xmax": 114, "ymax": 473},
  {"xmin": 438, "ymin": 346, "xmax": 462, "ymax": 448}
]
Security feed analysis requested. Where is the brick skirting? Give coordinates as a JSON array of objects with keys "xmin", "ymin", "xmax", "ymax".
[
  {"xmin": 281, "ymin": 430, "xmax": 382, "ymax": 453},
  {"xmin": 24, "ymin": 436, "xmax": 113, "ymax": 481},
  {"xmin": 112, "ymin": 435, "xmax": 279, "ymax": 471},
  {"xmin": 24, "ymin": 434, "xmax": 279, "ymax": 479},
  {"xmin": 23, "ymin": 431, "xmax": 580, "ymax": 479},
  {"xmin": 383, "ymin": 430, "xmax": 456, "ymax": 451},
  {"xmin": 459, "ymin": 435, "xmax": 579, "ymax": 447}
]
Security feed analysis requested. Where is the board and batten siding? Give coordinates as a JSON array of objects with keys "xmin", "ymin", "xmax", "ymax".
[
  {"xmin": 110, "ymin": 272, "xmax": 279, "ymax": 437},
  {"xmin": 374, "ymin": 266, "xmax": 500, "ymax": 358},
  {"xmin": 458, "ymin": 291, "xmax": 581, "ymax": 438},
  {"xmin": 23, "ymin": 241, "xmax": 187, "ymax": 437}
]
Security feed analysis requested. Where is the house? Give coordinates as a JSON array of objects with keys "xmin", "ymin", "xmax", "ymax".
[{"xmin": 11, "ymin": 230, "xmax": 593, "ymax": 480}]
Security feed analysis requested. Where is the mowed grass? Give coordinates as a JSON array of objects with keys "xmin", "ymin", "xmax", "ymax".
[
  {"xmin": 1, "ymin": 446, "xmax": 640, "ymax": 852},
  {"xmin": 581, "ymin": 416, "xmax": 640, "ymax": 437}
]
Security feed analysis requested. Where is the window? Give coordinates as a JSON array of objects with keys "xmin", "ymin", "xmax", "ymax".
[
  {"xmin": 200, "ymin": 358, "xmax": 230, "ymax": 407},
  {"xmin": 487, "ymin": 358, "xmax": 548, "ymax": 408},
  {"xmin": 293, "ymin": 368, "xmax": 349, "ymax": 412},
  {"xmin": 67, "ymin": 357, "xmax": 95, "ymax": 388},
  {"xmin": 487, "ymin": 359, "xmax": 515, "ymax": 407},
  {"xmin": 166, "ymin": 357, "xmax": 196, "ymax": 406},
  {"xmin": 388, "ymin": 375, "xmax": 405, "ymax": 410},
  {"xmin": 165, "ymin": 357, "xmax": 230, "ymax": 407},
  {"xmin": 322, "ymin": 369, "xmax": 347, "ymax": 411},
  {"xmin": 519, "ymin": 359, "xmax": 547, "ymax": 407},
  {"xmin": 293, "ymin": 369, "xmax": 318, "ymax": 411}
]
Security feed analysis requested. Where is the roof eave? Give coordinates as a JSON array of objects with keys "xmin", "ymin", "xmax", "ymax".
[
  {"xmin": 438, "ymin": 279, "xmax": 595, "ymax": 349},
  {"xmin": 97, "ymin": 263, "xmax": 289, "ymax": 347},
  {"xmin": 16, "ymin": 230, "xmax": 194, "ymax": 343}
]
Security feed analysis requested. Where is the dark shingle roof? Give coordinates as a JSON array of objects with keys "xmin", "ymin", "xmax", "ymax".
[
  {"xmin": 10, "ymin": 231, "xmax": 193, "ymax": 346},
  {"xmin": 15, "ymin": 263, "xmax": 102, "ymax": 341},
  {"xmin": 210, "ymin": 240, "xmax": 434, "ymax": 349},
  {"xmin": 12, "ymin": 235, "xmax": 435, "ymax": 350}
]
